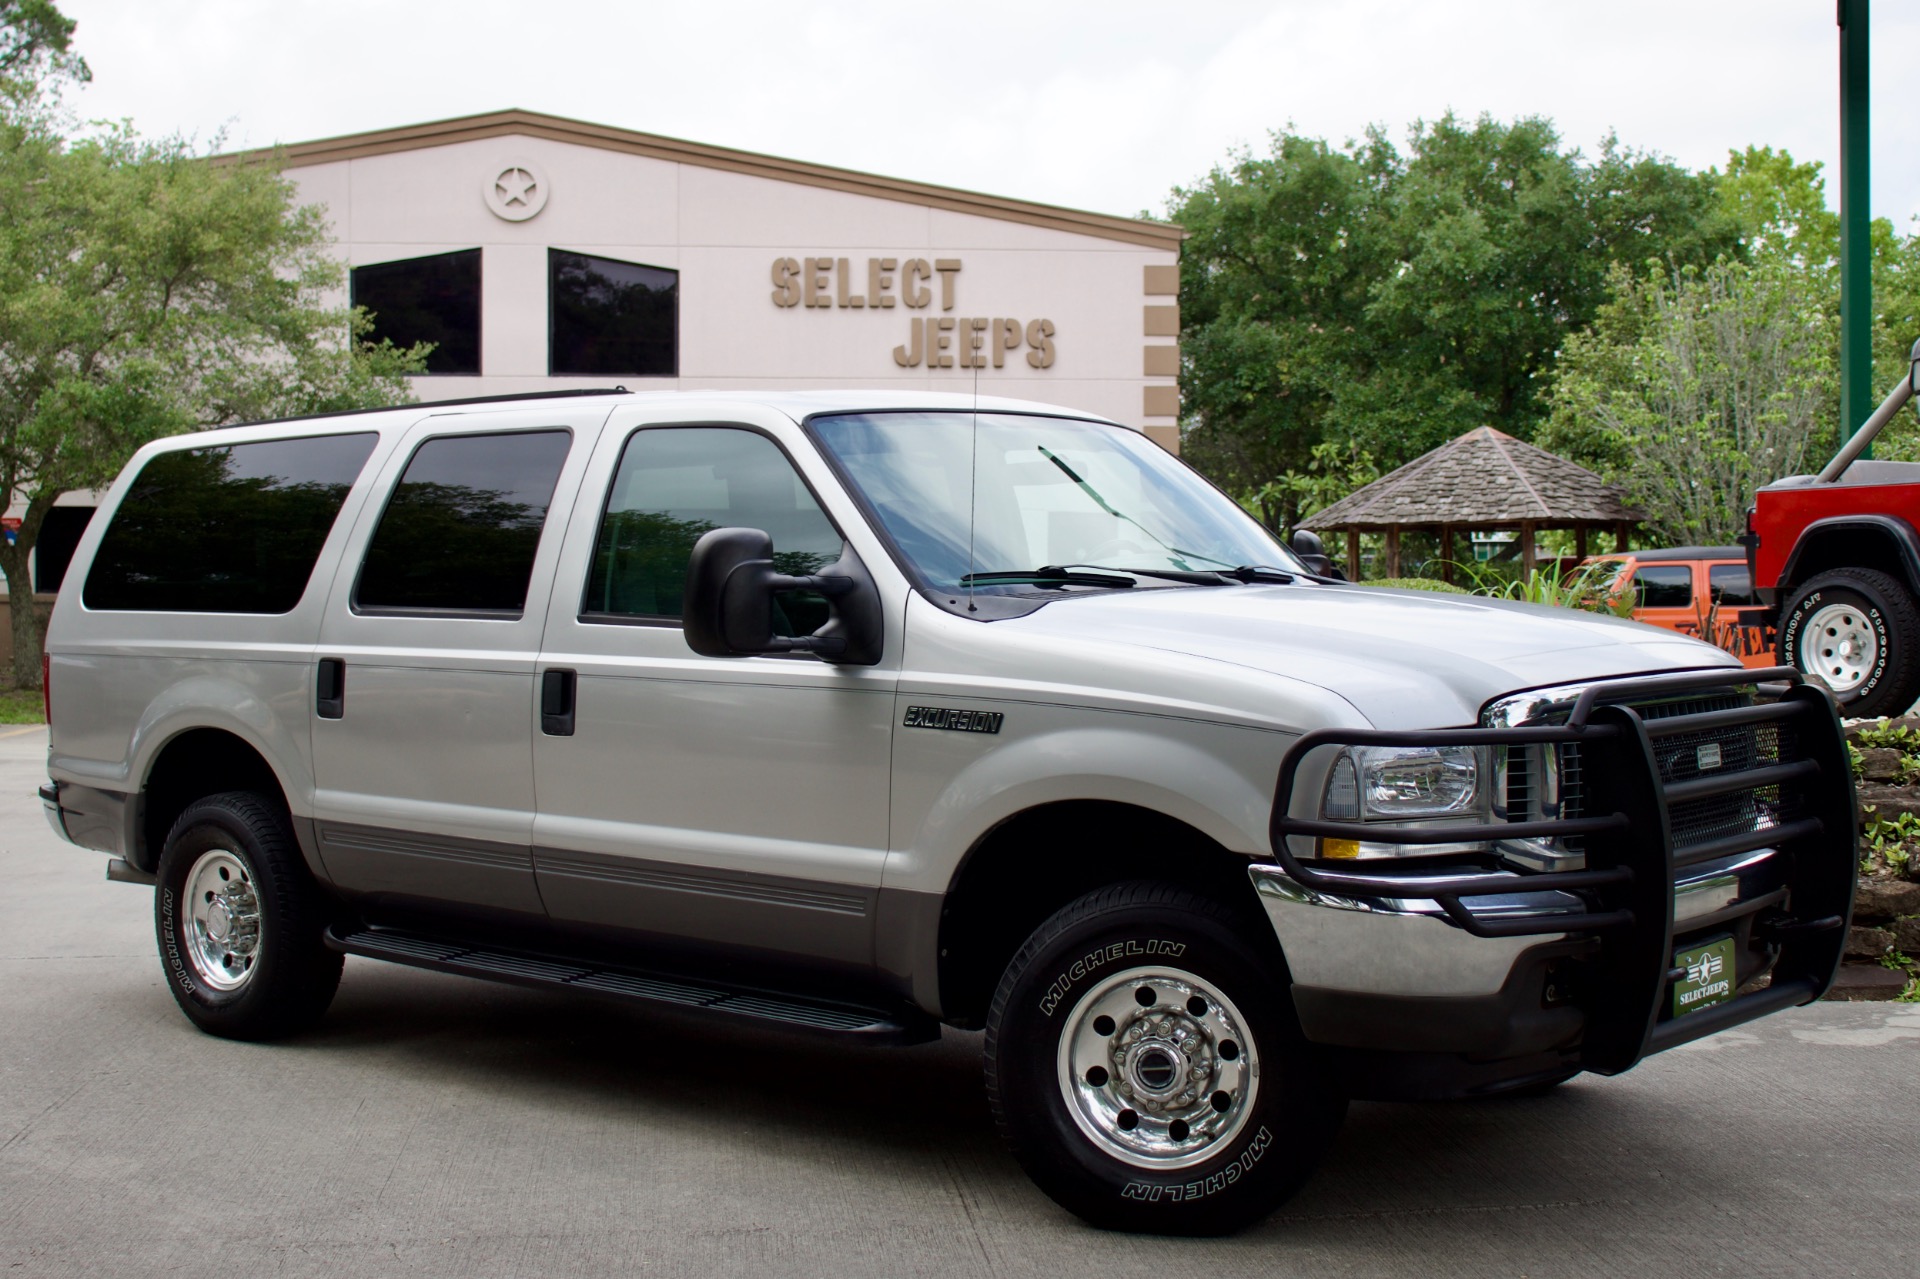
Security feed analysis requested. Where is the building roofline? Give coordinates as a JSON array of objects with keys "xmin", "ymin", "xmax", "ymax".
[{"xmin": 222, "ymin": 108, "xmax": 1186, "ymax": 250}]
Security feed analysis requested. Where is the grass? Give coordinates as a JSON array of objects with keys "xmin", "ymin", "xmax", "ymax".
[{"xmin": 0, "ymin": 684, "xmax": 45, "ymax": 725}]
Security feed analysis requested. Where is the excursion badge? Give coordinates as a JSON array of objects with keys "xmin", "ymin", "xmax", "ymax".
[{"xmin": 903, "ymin": 705, "xmax": 1004, "ymax": 734}]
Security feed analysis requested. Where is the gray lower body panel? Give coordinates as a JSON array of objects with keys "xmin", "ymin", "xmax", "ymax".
[
  {"xmin": 532, "ymin": 846, "xmax": 877, "ymax": 970},
  {"xmin": 41, "ymin": 780, "xmax": 132, "ymax": 860},
  {"xmin": 316, "ymin": 821, "xmax": 544, "ymax": 916}
]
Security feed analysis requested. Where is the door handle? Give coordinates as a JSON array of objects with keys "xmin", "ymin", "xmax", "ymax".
[
  {"xmin": 316, "ymin": 658, "xmax": 345, "ymax": 719},
  {"xmin": 541, "ymin": 668, "xmax": 576, "ymax": 736}
]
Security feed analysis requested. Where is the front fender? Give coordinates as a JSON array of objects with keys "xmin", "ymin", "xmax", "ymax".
[{"xmin": 884, "ymin": 711, "xmax": 1296, "ymax": 896}]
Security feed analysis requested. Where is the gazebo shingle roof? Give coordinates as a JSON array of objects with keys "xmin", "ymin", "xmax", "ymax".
[{"xmin": 1305, "ymin": 427, "xmax": 1640, "ymax": 531}]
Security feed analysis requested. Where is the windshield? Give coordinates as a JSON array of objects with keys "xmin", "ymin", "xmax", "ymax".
[{"xmin": 809, "ymin": 412, "xmax": 1299, "ymax": 593}]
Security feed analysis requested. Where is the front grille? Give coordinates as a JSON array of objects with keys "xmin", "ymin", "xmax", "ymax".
[
  {"xmin": 1517, "ymin": 688, "xmax": 1803, "ymax": 858},
  {"xmin": 1503, "ymin": 744, "xmax": 1532, "ymax": 822}
]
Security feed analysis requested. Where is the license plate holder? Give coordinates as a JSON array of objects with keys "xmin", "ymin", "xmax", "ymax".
[{"xmin": 1672, "ymin": 936, "xmax": 1737, "ymax": 1018}]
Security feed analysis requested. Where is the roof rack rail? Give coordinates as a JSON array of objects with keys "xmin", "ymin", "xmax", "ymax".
[{"xmin": 222, "ymin": 386, "xmax": 633, "ymax": 431}]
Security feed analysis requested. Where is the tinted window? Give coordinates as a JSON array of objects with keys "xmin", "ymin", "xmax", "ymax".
[
  {"xmin": 33, "ymin": 505, "xmax": 94, "ymax": 594},
  {"xmin": 357, "ymin": 431, "xmax": 571, "ymax": 614},
  {"xmin": 1709, "ymin": 564, "xmax": 1758, "ymax": 607},
  {"xmin": 1632, "ymin": 565, "xmax": 1694, "ymax": 609},
  {"xmin": 584, "ymin": 428, "xmax": 840, "ymax": 634},
  {"xmin": 84, "ymin": 433, "xmax": 378, "ymax": 613},
  {"xmin": 351, "ymin": 249, "xmax": 482, "ymax": 375},
  {"xmin": 550, "ymin": 249, "xmax": 677, "ymax": 377}
]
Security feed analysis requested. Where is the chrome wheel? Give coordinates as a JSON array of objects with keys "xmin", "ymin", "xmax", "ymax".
[
  {"xmin": 1801, "ymin": 601, "xmax": 1879, "ymax": 693},
  {"xmin": 1056, "ymin": 965, "xmax": 1259, "ymax": 1170},
  {"xmin": 182, "ymin": 849, "xmax": 261, "ymax": 992}
]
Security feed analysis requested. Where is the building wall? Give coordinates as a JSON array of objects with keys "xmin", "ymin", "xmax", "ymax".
[{"xmin": 290, "ymin": 133, "xmax": 1181, "ymax": 448}]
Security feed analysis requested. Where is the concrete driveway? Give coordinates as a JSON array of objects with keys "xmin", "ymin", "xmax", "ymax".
[{"xmin": 2, "ymin": 724, "xmax": 1916, "ymax": 1278}]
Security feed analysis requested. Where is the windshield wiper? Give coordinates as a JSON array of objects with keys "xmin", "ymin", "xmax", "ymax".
[
  {"xmin": 1036, "ymin": 447, "xmax": 1237, "ymax": 571},
  {"xmin": 1226, "ymin": 564, "xmax": 1297, "ymax": 584},
  {"xmin": 959, "ymin": 566, "xmax": 1138, "ymax": 588}
]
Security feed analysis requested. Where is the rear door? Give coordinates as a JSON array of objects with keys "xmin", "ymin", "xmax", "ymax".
[
  {"xmin": 308, "ymin": 407, "xmax": 607, "ymax": 917},
  {"xmin": 530, "ymin": 404, "xmax": 901, "ymax": 973},
  {"xmin": 1707, "ymin": 560, "xmax": 1776, "ymax": 665}
]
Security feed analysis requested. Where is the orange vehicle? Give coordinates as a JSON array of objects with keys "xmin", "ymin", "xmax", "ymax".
[{"xmin": 1581, "ymin": 547, "xmax": 1777, "ymax": 668}]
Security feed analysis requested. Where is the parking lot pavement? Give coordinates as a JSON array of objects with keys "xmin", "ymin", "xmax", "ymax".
[{"xmin": 3, "ymin": 724, "xmax": 1917, "ymax": 1279}]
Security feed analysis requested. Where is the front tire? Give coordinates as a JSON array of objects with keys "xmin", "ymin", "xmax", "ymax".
[
  {"xmin": 155, "ymin": 791, "xmax": 342, "ymax": 1040},
  {"xmin": 985, "ymin": 882, "xmax": 1345, "ymax": 1235},
  {"xmin": 1779, "ymin": 568, "xmax": 1920, "ymax": 718}
]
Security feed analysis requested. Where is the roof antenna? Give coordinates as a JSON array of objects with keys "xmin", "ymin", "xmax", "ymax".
[{"xmin": 966, "ymin": 356, "xmax": 980, "ymax": 613}]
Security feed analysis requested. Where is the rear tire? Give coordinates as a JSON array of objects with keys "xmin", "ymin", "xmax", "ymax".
[
  {"xmin": 1779, "ymin": 568, "xmax": 1920, "ymax": 719},
  {"xmin": 155, "ymin": 791, "xmax": 342, "ymax": 1040},
  {"xmin": 984, "ymin": 881, "xmax": 1345, "ymax": 1235}
]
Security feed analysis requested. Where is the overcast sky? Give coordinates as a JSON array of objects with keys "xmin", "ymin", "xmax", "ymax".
[{"xmin": 60, "ymin": 0, "xmax": 1920, "ymax": 228}]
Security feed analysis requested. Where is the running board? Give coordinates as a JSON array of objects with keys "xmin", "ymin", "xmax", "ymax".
[{"xmin": 325, "ymin": 925, "xmax": 938, "ymax": 1045}]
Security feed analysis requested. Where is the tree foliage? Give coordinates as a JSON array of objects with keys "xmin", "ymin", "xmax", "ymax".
[
  {"xmin": 1538, "ymin": 259, "xmax": 1836, "ymax": 545},
  {"xmin": 0, "ymin": 3, "xmax": 428, "ymax": 686},
  {"xmin": 1170, "ymin": 113, "xmax": 1739, "ymax": 529},
  {"xmin": 1539, "ymin": 145, "xmax": 1920, "ymax": 542}
]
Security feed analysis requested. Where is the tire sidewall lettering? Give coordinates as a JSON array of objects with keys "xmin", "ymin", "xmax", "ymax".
[
  {"xmin": 159, "ymin": 885, "xmax": 200, "ymax": 998},
  {"xmin": 1119, "ymin": 1125, "xmax": 1273, "ymax": 1202},
  {"xmin": 1786, "ymin": 588, "xmax": 1890, "ymax": 695},
  {"xmin": 1037, "ymin": 938, "xmax": 1188, "ymax": 1017}
]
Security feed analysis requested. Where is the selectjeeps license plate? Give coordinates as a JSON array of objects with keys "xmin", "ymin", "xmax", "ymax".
[{"xmin": 1672, "ymin": 937, "xmax": 1737, "ymax": 1018}]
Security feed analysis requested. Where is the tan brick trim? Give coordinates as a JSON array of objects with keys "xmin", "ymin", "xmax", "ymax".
[
  {"xmin": 1144, "ymin": 305, "xmax": 1179, "ymax": 337},
  {"xmin": 1143, "ymin": 344, "xmax": 1179, "ymax": 377},
  {"xmin": 222, "ymin": 109, "xmax": 1186, "ymax": 250},
  {"xmin": 1143, "ymin": 385, "xmax": 1180, "ymax": 418},
  {"xmin": 1144, "ymin": 425, "xmax": 1180, "ymax": 455},
  {"xmin": 1143, "ymin": 264, "xmax": 1179, "ymax": 295}
]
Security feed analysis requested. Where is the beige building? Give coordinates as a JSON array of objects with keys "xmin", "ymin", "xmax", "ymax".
[
  {"xmin": 8, "ymin": 109, "xmax": 1187, "ymax": 611},
  {"xmin": 268, "ymin": 109, "xmax": 1185, "ymax": 450}
]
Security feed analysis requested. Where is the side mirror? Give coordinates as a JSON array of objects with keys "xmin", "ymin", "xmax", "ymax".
[
  {"xmin": 683, "ymin": 527, "xmax": 883, "ymax": 665},
  {"xmin": 1289, "ymin": 528, "xmax": 1341, "ymax": 579}
]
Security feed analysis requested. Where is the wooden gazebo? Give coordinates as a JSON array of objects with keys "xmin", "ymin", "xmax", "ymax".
[{"xmin": 1304, "ymin": 427, "xmax": 1640, "ymax": 583}]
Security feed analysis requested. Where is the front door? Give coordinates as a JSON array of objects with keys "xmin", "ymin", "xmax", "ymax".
[
  {"xmin": 531, "ymin": 408, "xmax": 898, "ymax": 972},
  {"xmin": 309, "ymin": 408, "xmax": 603, "ymax": 917}
]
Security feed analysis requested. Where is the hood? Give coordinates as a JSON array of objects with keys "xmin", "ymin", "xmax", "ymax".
[{"xmin": 1005, "ymin": 582, "xmax": 1736, "ymax": 729}]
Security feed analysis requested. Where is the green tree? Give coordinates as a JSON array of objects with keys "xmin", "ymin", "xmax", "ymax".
[
  {"xmin": 0, "ymin": 0, "xmax": 85, "ymax": 86},
  {"xmin": 0, "ymin": 5, "xmax": 427, "ymax": 687},
  {"xmin": 1538, "ymin": 258, "xmax": 1836, "ymax": 545},
  {"xmin": 1170, "ymin": 114, "xmax": 1737, "ymax": 528}
]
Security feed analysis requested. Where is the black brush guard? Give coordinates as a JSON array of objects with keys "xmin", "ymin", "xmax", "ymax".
[{"xmin": 1268, "ymin": 667, "xmax": 1858, "ymax": 1073}]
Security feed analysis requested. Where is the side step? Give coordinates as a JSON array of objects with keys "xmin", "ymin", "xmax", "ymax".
[{"xmin": 325, "ymin": 925, "xmax": 938, "ymax": 1045}]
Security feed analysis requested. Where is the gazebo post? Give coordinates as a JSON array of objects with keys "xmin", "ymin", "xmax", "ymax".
[
  {"xmin": 1519, "ymin": 522, "xmax": 1536, "ymax": 575},
  {"xmin": 1385, "ymin": 527, "xmax": 1401, "ymax": 578},
  {"xmin": 1614, "ymin": 521, "xmax": 1628, "ymax": 552},
  {"xmin": 1440, "ymin": 525, "xmax": 1454, "ymax": 585},
  {"xmin": 1345, "ymin": 529, "xmax": 1360, "ymax": 581},
  {"xmin": 1575, "ymin": 524, "xmax": 1588, "ymax": 560}
]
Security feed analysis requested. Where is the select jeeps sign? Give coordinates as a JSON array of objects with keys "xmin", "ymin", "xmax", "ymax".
[{"xmin": 769, "ymin": 256, "xmax": 1056, "ymax": 370}]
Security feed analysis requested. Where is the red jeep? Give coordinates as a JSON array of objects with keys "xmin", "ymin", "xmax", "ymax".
[{"xmin": 1746, "ymin": 341, "xmax": 1920, "ymax": 718}]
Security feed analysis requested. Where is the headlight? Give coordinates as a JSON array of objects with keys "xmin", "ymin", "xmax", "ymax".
[
  {"xmin": 1322, "ymin": 745, "xmax": 1481, "ymax": 820},
  {"xmin": 1316, "ymin": 745, "xmax": 1485, "ymax": 859}
]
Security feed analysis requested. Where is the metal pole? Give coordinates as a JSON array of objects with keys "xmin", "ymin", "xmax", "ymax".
[
  {"xmin": 1839, "ymin": 0, "xmax": 1872, "ymax": 454},
  {"xmin": 1816, "ymin": 339, "xmax": 1920, "ymax": 482}
]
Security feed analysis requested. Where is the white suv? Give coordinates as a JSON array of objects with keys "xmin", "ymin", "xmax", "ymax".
[{"xmin": 39, "ymin": 389, "xmax": 1856, "ymax": 1233}]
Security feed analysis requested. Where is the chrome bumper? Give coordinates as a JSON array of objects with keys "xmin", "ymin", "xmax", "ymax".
[{"xmin": 1251, "ymin": 848, "xmax": 1789, "ymax": 1002}]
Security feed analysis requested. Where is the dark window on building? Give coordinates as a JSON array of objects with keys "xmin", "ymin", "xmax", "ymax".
[
  {"xmin": 550, "ymin": 249, "xmax": 677, "ymax": 377},
  {"xmin": 357, "ymin": 430, "xmax": 572, "ymax": 615},
  {"xmin": 83, "ymin": 433, "xmax": 379, "ymax": 613},
  {"xmin": 33, "ymin": 506, "xmax": 95, "ymax": 595},
  {"xmin": 1632, "ymin": 564, "xmax": 1694, "ymax": 609},
  {"xmin": 1709, "ymin": 564, "xmax": 1758, "ymax": 607},
  {"xmin": 583, "ymin": 428, "xmax": 840, "ymax": 634},
  {"xmin": 351, "ymin": 249, "xmax": 482, "ymax": 375}
]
